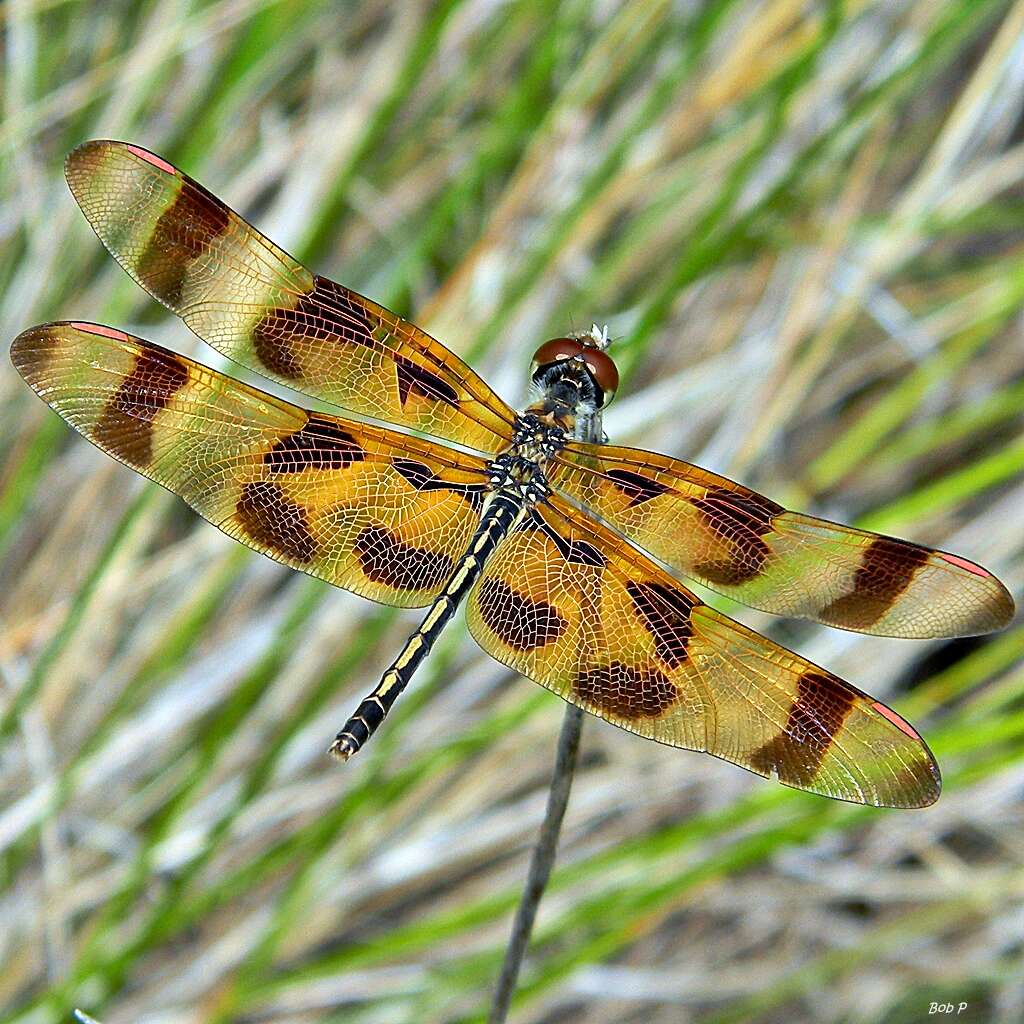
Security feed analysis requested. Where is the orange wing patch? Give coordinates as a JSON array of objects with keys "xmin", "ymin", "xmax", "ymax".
[
  {"xmin": 11, "ymin": 323, "xmax": 490, "ymax": 608},
  {"xmin": 550, "ymin": 443, "xmax": 1014, "ymax": 639},
  {"xmin": 466, "ymin": 495, "xmax": 941, "ymax": 808},
  {"xmin": 64, "ymin": 140, "xmax": 516, "ymax": 454}
]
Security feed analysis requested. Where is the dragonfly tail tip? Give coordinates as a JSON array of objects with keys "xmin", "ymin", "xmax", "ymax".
[{"xmin": 328, "ymin": 735, "xmax": 358, "ymax": 762}]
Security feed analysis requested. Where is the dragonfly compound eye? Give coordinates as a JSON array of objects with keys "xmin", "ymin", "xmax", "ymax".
[
  {"xmin": 531, "ymin": 337, "xmax": 586, "ymax": 373},
  {"xmin": 580, "ymin": 348, "xmax": 618, "ymax": 404}
]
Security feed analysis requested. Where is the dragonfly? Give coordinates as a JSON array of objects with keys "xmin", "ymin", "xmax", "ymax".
[{"xmin": 11, "ymin": 141, "xmax": 1015, "ymax": 808}]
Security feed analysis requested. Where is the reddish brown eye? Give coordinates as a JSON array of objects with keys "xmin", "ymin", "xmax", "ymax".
[
  {"xmin": 532, "ymin": 337, "xmax": 585, "ymax": 366},
  {"xmin": 581, "ymin": 348, "xmax": 619, "ymax": 399},
  {"xmin": 531, "ymin": 336, "xmax": 619, "ymax": 404}
]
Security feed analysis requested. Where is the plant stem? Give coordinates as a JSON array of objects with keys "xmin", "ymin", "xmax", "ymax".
[{"xmin": 488, "ymin": 705, "xmax": 584, "ymax": 1023}]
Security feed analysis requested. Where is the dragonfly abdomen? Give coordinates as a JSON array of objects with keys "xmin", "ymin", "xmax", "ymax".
[{"xmin": 329, "ymin": 490, "xmax": 525, "ymax": 760}]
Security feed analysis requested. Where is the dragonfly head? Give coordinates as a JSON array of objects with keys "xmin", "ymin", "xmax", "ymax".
[{"xmin": 529, "ymin": 328, "xmax": 619, "ymax": 416}]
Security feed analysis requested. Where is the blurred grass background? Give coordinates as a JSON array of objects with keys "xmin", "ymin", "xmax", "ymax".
[{"xmin": 1, "ymin": 0, "xmax": 1023, "ymax": 1021}]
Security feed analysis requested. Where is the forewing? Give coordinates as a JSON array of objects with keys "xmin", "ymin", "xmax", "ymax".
[
  {"xmin": 550, "ymin": 443, "xmax": 1014, "ymax": 639},
  {"xmin": 466, "ymin": 494, "xmax": 941, "ymax": 807},
  {"xmin": 63, "ymin": 140, "xmax": 516, "ymax": 453},
  {"xmin": 12, "ymin": 323, "xmax": 491, "ymax": 608}
]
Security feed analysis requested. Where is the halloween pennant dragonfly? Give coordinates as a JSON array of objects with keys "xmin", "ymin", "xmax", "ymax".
[{"xmin": 11, "ymin": 141, "xmax": 1015, "ymax": 808}]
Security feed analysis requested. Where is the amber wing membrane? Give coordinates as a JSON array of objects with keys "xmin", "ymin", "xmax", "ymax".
[
  {"xmin": 63, "ymin": 140, "xmax": 516, "ymax": 454},
  {"xmin": 549, "ymin": 444, "xmax": 1014, "ymax": 639},
  {"xmin": 12, "ymin": 323, "xmax": 492, "ymax": 608},
  {"xmin": 466, "ymin": 494, "xmax": 941, "ymax": 807}
]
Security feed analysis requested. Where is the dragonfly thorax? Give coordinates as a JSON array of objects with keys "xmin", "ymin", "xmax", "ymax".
[{"xmin": 487, "ymin": 415, "xmax": 567, "ymax": 504}]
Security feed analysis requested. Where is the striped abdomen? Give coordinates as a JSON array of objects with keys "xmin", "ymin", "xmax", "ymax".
[{"xmin": 329, "ymin": 491, "xmax": 524, "ymax": 760}]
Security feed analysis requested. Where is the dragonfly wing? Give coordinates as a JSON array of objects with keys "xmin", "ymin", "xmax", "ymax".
[
  {"xmin": 550, "ymin": 443, "xmax": 1014, "ymax": 639},
  {"xmin": 466, "ymin": 494, "xmax": 941, "ymax": 808},
  {"xmin": 63, "ymin": 140, "xmax": 517, "ymax": 454},
  {"xmin": 12, "ymin": 322, "xmax": 491, "ymax": 608}
]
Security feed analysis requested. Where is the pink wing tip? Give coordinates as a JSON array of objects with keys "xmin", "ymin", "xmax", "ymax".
[
  {"xmin": 70, "ymin": 322, "xmax": 129, "ymax": 341},
  {"xmin": 872, "ymin": 701, "xmax": 921, "ymax": 740},
  {"xmin": 126, "ymin": 144, "xmax": 176, "ymax": 176},
  {"xmin": 940, "ymin": 552, "xmax": 992, "ymax": 579}
]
